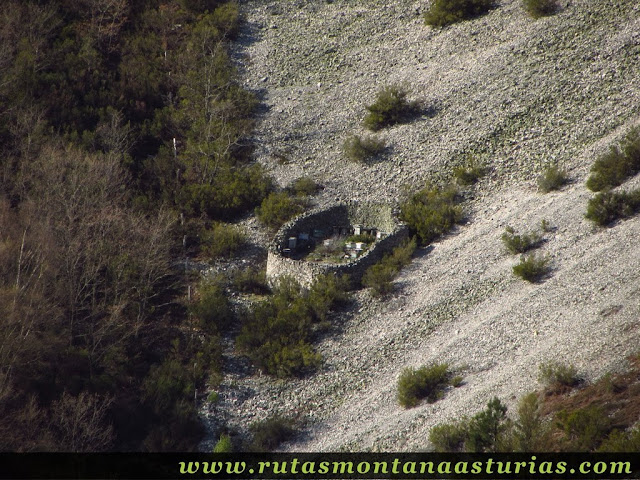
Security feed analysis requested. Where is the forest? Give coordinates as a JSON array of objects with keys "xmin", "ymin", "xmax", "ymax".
[{"xmin": 0, "ymin": 0, "xmax": 267, "ymax": 451}]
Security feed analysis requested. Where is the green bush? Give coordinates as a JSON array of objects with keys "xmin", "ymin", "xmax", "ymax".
[
  {"xmin": 306, "ymin": 274, "xmax": 351, "ymax": 323},
  {"xmin": 424, "ymin": 0, "xmax": 496, "ymax": 27},
  {"xmin": 453, "ymin": 159, "xmax": 486, "ymax": 186},
  {"xmin": 189, "ymin": 280, "xmax": 234, "ymax": 334},
  {"xmin": 586, "ymin": 128, "xmax": 640, "ymax": 192},
  {"xmin": 362, "ymin": 238, "xmax": 416, "ymax": 296},
  {"xmin": 346, "ymin": 233, "xmax": 376, "ymax": 244},
  {"xmin": 343, "ymin": 134, "xmax": 386, "ymax": 162},
  {"xmin": 256, "ymin": 192, "xmax": 305, "ymax": 230},
  {"xmin": 249, "ymin": 415, "xmax": 297, "ymax": 451},
  {"xmin": 523, "ymin": 0, "xmax": 558, "ymax": 18},
  {"xmin": 537, "ymin": 164, "xmax": 568, "ymax": 193},
  {"xmin": 288, "ymin": 176, "xmax": 320, "ymax": 196},
  {"xmin": 401, "ymin": 184, "xmax": 463, "ymax": 245},
  {"xmin": 212, "ymin": 434, "xmax": 233, "ymax": 453},
  {"xmin": 510, "ymin": 393, "xmax": 552, "ymax": 451},
  {"xmin": 501, "ymin": 226, "xmax": 542, "ymax": 254},
  {"xmin": 397, "ymin": 363, "xmax": 451, "ymax": 408},
  {"xmin": 362, "ymin": 262, "xmax": 398, "ymax": 297},
  {"xmin": 231, "ymin": 267, "xmax": 270, "ymax": 295},
  {"xmin": 429, "ymin": 422, "xmax": 468, "ymax": 452},
  {"xmin": 466, "ymin": 397, "xmax": 508, "ymax": 452},
  {"xmin": 598, "ymin": 426, "xmax": 640, "ymax": 452},
  {"xmin": 512, "ymin": 253, "xmax": 550, "ymax": 282},
  {"xmin": 538, "ymin": 362, "xmax": 582, "ymax": 390},
  {"xmin": 201, "ymin": 222, "xmax": 246, "ymax": 259},
  {"xmin": 363, "ymin": 85, "xmax": 420, "ymax": 131},
  {"xmin": 557, "ymin": 406, "xmax": 611, "ymax": 451},
  {"xmin": 429, "ymin": 397, "xmax": 509, "ymax": 452},
  {"xmin": 180, "ymin": 165, "xmax": 274, "ymax": 221},
  {"xmin": 585, "ymin": 190, "xmax": 640, "ymax": 226},
  {"xmin": 236, "ymin": 275, "xmax": 348, "ymax": 377}
]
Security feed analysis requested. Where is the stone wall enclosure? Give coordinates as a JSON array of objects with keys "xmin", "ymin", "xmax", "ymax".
[{"xmin": 266, "ymin": 202, "xmax": 409, "ymax": 288}]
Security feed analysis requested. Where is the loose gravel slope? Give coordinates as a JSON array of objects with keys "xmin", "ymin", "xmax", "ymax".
[{"xmin": 202, "ymin": 0, "xmax": 640, "ymax": 451}]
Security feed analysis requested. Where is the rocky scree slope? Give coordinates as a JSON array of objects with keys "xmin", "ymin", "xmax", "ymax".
[{"xmin": 201, "ymin": 0, "xmax": 640, "ymax": 451}]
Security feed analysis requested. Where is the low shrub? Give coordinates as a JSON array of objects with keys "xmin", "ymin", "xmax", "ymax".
[
  {"xmin": 306, "ymin": 274, "xmax": 351, "ymax": 323},
  {"xmin": 537, "ymin": 164, "xmax": 568, "ymax": 193},
  {"xmin": 201, "ymin": 222, "xmax": 246, "ymax": 259},
  {"xmin": 465, "ymin": 397, "xmax": 509, "ymax": 452},
  {"xmin": 429, "ymin": 397, "xmax": 509, "ymax": 452},
  {"xmin": 363, "ymin": 85, "xmax": 421, "ymax": 131},
  {"xmin": 346, "ymin": 233, "xmax": 376, "ymax": 244},
  {"xmin": 598, "ymin": 426, "xmax": 640, "ymax": 452},
  {"xmin": 523, "ymin": 0, "xmax": 558, "ymax": 19},
  {"xmin": 362, "ymin": 238, "xmax": 416, "ymax": 296},
  {"xmin": 512, "ymin": 253, "xmax": 550, "ymax": 282},
  {"xmin": 236, "ymin": 275, "xmax": 349, "ymax": 377},
  {"xmin": 453, "ymin": 159, "xmax": 486, "ymax": 186},
  {"xmin": 586, "ymin": 127, "xmax": 640, "ymax": 192},
  {"xmin": 288, "ymin": 176, "xmax": 320, "ymax": 196},
  {"xmin": 429, "ymin": 422, "xmax": 468, "ymax": 452},
  {"xmin": 248, "ymin": 415, "xmax": 296, "ymax": 451},
  {"xmin": 189, "ymin": 280, "xmax": 234, "ymax": 334},
  {"xmin": 343, "ymin": 134, "xmax": 386, "ymax": 162},
  {"xmin": 503, "ymin": 392, "xmax": 554, "ymax": 451},
  {"xmin": 397, "ymin": 363, "xmax": 451, "ymax": 408},
  {"xmin": 231, "ymin": 267, "xmax": 270, "ymax": 295},
  {"xmin": 585, "ymin": 189, "xmax": 640, "ymax": 226},
  {"xmin": 424, "ymin": 0, "xmax": 496, "ymax": 27},
  {"xmin": 501, "ymin": 226, "xmax": 542, "ymax": 254},
  {"xmin": 401, "ymin": 184, "xmax": 463, "ymax": 245},
  {"xmin": 362, "ymin": 262, "xmax": 397, "ymax": 297},
  {"xmin": 557, "ymin": 406, "xmax": 612, "ymax": 451},
  {"xmin": 256, "ymin": 192, "xmax": 305, "ymax": 230},
  {"xmin": 212, "ymin": 434, "xmax": 233, "ymax": 453},
  {"xmin": 538, "ymin": 361, "xmax": 582, "ymax": 390}
]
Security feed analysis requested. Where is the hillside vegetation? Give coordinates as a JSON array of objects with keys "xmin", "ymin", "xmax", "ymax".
[
  {"xmin": 206, "ymin": 0, "xmax": 640, "ymax": 452},
  {"xmin": 0, "ymin": 0, "xmax": 267, "ymax": 451}
]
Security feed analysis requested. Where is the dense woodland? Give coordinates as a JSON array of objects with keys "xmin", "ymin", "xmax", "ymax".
[{"xmin": 0, "ymin": 0, "xmax": 270, "ymax": 451}]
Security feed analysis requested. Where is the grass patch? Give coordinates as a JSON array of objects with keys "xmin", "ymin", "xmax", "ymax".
[
  {"xmin": 256, "ymin": 191, "xmax": 305, "ymax": 230},
  {"xmin": 512, "ymin": 253, "xmax": 550, "ymax": 282},
  {"xmin": 585, "ymin": 189, "xmax": 640, "ymax": 226},
  {"xmin": 362, "ymin": 238, "xmax": 416, "ymax": 296},
  {"xmin": 397, "ymin": 363, "xmax": 454, "ymax": 408},
  {"xmin": 501, "ymin": 226, "xmax": 542, "ymax": 254},
  {"xmin": 424, "ymin": 0, "xmax": 496, "ymax": 27},
  {"xmin": 343, "ymin": 134, "xmax": 386, "ymax": 162},
  {"xmin": 363, "ymin": 85, "xmax": 421, "ymax": 131},
  {"xmin": 401, "ymin": 183, "xmax": 463, "ymax": 245},
  {"xmin": 523, "ymin": 0, "xmax": 558, "ymax": 18},
  {"xmin": 201, "ymin": 222, "xmax": 246, "ymax": 259},
  {"xmin": 537, "ymin": 164, "xmax": 568, "ymax": 193},
  {"xmin": 586, "ymin": 127, "xmax": 640, "ymax": 192}
]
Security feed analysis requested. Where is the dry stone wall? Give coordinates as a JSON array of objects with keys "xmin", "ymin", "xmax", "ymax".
[{"xmin": 266, "ymin": 202, "xmax": 409, "ymax": 288}]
